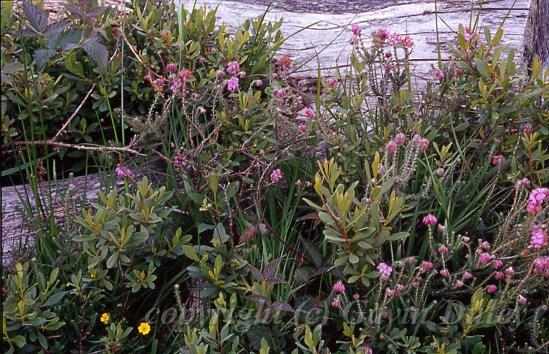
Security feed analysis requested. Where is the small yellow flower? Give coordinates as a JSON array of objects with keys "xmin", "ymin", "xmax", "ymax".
[
  {"xmin": 137, "ymin": 321, "xmax": 151, "ymax": 335},
  {"xmin": 100, "ymin": 313, "xmax": 110, "ymax": 324}
]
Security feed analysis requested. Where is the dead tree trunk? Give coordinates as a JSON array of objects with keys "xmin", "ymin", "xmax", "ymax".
[{"xmin": 523, "ymin": 0, "xmax": 549, "ymax": 69}]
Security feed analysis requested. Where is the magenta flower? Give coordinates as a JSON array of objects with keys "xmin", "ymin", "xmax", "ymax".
[
  {"xmin": 479, "ymin": 252, "xmax": 493, "ymax": 265},
  {"xmin": 433, "ymin": 68, "xmax": 444, "ymax": 81},
  {"xmin": 493, "ymin": 259, "xmax": 503, "ymax": 269},
  {"xmin": 394, "ymin": 133, "xmax": 406, "ymax": 145},
  {"xmin": 422, "ymin": 213, "xmax": 437, "ymax": 226},
  {"xmin": 395, "ymin": 284, "xmax": 406, "ymax": 296},
  {"xmin": 115, "ymin": 165, "xmax": 134, "ymax": 178},
  {"xmin": 530, "ymin": 224, "xmax": 548, "ymax": 249},
  {"xmin": 297, "ymin": 123, "xmax": 308, "ymax": 136},
  {"xmin": 386, "ymin": 140, "xmax": 398, "ymax": 154},
  {"xmin": 384, "ymin": 63, "xmax": 394, "ymax": 72},
  {"xmin": 517, "ymin": 295, "xmax": 527, "ymax": 305},
  {"xmin": 495, "ymin": 272, "xmax": 505, "ymax": 280},
  {"xmin": 439, "ymin": 268, "xmax": 449, "ymax": 277},
  {"xmin": 178, "ymin": 69, "xmax": 193, "ymax": 81},
  {"xmin": 505, "ymin": 267, "xmax": 515, "ymax": 278},
  {"xmin": 527, "ymin": 187, "xmax": 549, "ymax": 215},
  {"xmin": 454, "ymin": 280, "xmax": 464, "ymax": 288},
  {"xmin": 462, "ymin": 271, "xmax": 474, "ymax": 281},
  {"xmin": 303, "ymin": 107, "xmax": 315, "ymax": 120},
  {"xmin": 362, "ymin": 346, "xmax": 373, "ymax": 354},
  {"xmin": 173, "ymin": 153, "xmax": 187, "ymax": 168},
  {"xmin": 422, "ymin": 261, "xmax": 434, "ymax": 272},
  {"xmin": 331, "ymin": 297, "xmax": 342, "ymax": 309},
  {"xmin": 533, "ymin": 257, "xmax": 549, "ymax": 276},
  {"xmin": 377, "ymin": 262, "xmax": 392, "ymax": 281},
  {"xmin": 399, "ymin": 35, "xmax": 414, "ymax": 49},
  {"xmin": 326, "ymin": 77, "xmax": 337, "ymax": 87},
  {"xmin": 167, "ymin": 63, "xmax": 178, "ymax": 73},
  {"xmin": 486, "ymin": 284, "xmax": 498, "ymax": 294},
  {"xmin": 227, "ymin": 76, "xmax": 239, "ymax": 92},
  {"xmin": 254, "ymin": 79, "xmax": 263, "ymax": 87},
  {"xmin": 332, "ymin": 281, "xmax": 346, "ymax": 294},
  {"xmin": 419, "ymin": 138, "xmax": 429, "ymax": 152},
  {"xmin": 385, "ymin": 288, "xmax": 395, "ymax": 299},
  {"xmin": 514, "ymin": 178, "xmax": 530, "ymax": 190},
  {"xmin": 270, "ymin": 168, "xmax": 283, "ymax": 184},
  {"xmin": 437, "ymin": 245, "xmax": 449, "ymax": 254},
  {"xmin": 372, "ymin": 27, "xmax": 390, "ymax": 44},
  {"xmin": 216, "ymin": 70, "xmax": 226, "ymax": 79},
  {"xmin": 226, "ymin": 60, "xmax": 240, "ymax": 75},
  {"xmin": 491, "ymin": 154, "xmax": 506, "ymax": 167},
  {"xmin": 462, "ymin": 236, "xmax": 470, "ymax": 243},
  {"xmin": 351, "ymin": 23, "xmax": 362, "ymax": 37},
  {"xmin": 275, "ymin": 88, "xmax": 287, "ymax": 98},
  {"xmin": 238, "ymin": 71, "xmax": 246, "ymax": 78}
]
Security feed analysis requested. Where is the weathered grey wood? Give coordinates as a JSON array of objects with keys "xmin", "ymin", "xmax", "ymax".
[
  {"xmin": 191, "ymin": 0, "xmax": 531, "ymax": 77},
  {"xmin": 523, "ymin": 0, "xmax": 549, "ymax": 69},
  {"xmin": 1, "ymin": 173, "xmax": 109, "ymax": 266}
]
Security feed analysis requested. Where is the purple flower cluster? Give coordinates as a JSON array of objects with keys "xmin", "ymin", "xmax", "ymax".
[{"xmin": 527, "ymin": 187, "xmax": 548, "ymax": 215}]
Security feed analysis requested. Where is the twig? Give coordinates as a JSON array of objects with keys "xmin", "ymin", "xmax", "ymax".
[
  {"xmin": 52, "ymin": 84, "xmax": 96, "ymax": 141},
  {"xmin": 5, "ymin": 139, "xmax": 144, "ymax": 156}
]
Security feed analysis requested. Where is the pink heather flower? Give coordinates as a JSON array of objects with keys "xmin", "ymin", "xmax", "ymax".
[
  {"xmin": 178, "ymin": 69, "xmax": 193, "ymax": 81},
  {"xmin": 455, "ymin": 280, "xmax": 464, "ymax": 288},
  {"xmin": 515, "ymin": 178, "xmax": 530, "ymax": 190},
  {"xmin": 173, "ymin": 153, "xmax": 187, "ymax": 168},
  {"xmin": 439, "ymin": 268, "xmax": 449, "ymax": 277},
  {"xmin": 377, "ymin": 262, "xmax": 392, "ymax": 281},
  {"xmin": 412, "ymin": 134, "xmax": 422, "ymax": 144},
  {"xmin": 226, "ymin": 60, "xmax": 240, "ymax": 75},
  {"xmin": 384, "ymin": 63, "xmax": 394, "ymax": 72},
  {"xmin": 480, "ymin": 240, "xmax": 491, "ymax": 250},
  {"xmin": 216, "ymin": 70, "xmax": 226, "ymax": 79},
  {"xmin": 238, "ymin": 71, "xmax": 246, "ymax": 78},
  {"xmin": 438, "ymin": 245, "xmax": 449, "ymax": 254},
  {"xmin": 152, "ymin": 78, "xmax": 165, "ymax": 93},
  {"xmin": 386, "ymin": 140, "xmax": 398, "ymax": 154},
  {"xmin": 394, "ymin": 133, "xmax": 406, "ymax": 145},
  {"xmin": 522, "ymin": 123, "xmax": 533, "ymax": 135},
  {"xmin": 361, "ymin": 346, "xmax": 373, "ymax": 354},
  {"xmin": 491, "ymin": 154, "xmax": 506, "ymax": 167},
  {"xmin": 275, "ymin": 88, "xmax": 286, "ymax": 98},
  {"xmin": 115, "ymin": 165, "xmax": 134, "ymax": 178},
  {"xmin": 297, "ymin": 123, "xmax": 308, "ymax": 136},
  {"xmin": 462, "ymin": 271, "xmax": 474, "ymax": 281},
  {"xmin": 385, "ymin": 288, "xmax": 395, "ymax": 299},
  {"xmin": 530, "ymin": 225, "xmax": 548, "ymax": 249},
  {"xmin": 167, "ymin": 63, "xmax": 178, "ymax": 73},
  {"xmin": 493, "ymin": 259, "xmax": 503, "ymax": 269},
  {"xmin": 486, "ymin": 284, "xmax": 498, "ymax": 294},
  {"xmin": 303, "ymin": 107, "xmax": 315, "ymax": 120},
  {"xmin": 254, "ymin": 79, "xmax": 263, "ymax": 87},
  {"xmin": 527, "ymin": 188, "xmax": 549, "ymax": 215},
  {"xmin": 518, "ymin": 295, "xmax": 527, "ymax": 305},
  {"xmin": 332, "ymin": 281, "xmax": 346, "ymax": 294},
  {"xmin": 351, "ymin": 23, "xmax": 362, "ymax": 37},
  {"xmin": 462, "ymin": 236, "xmax": 470, "ymax": 243},
  {"xmin": 227, "ymin": 76, "xmax": 239, "ymax": 92},
  {"xmin": 419, "ymin": 138, "xmax": 429, "ymax": 152},
  {"xmin": 326, "ymin": 77, "xmax": 337, "ymax": 87},
  {"xmin": 395, "ymin": 284, "xmax": 406, "ymax": 295},
  {"xmin": 433, "ymin": 68, "xmax": 444, "ymax": 80},
  {"xmin": 495, "ymin": 272, "xmax": 505, "ymax": 280},
  {"xmin": 479, "ymin": 252, "xmax": 493, "ymax": 265},
  {"xmin": 505, "ymin": 267, "xmax": 515, "ymax": 278},
  {"xmin": 422, "ymin": 213, "xmax": 437, "ymax": 226},
  {"xmin": 422, "ymin": 261, "xmax": 434, "ymax": 272},
  {"xmin": 399, "ymin": 35, "xmax": 414, "ymax": 49},
  {"xmin": 412, "ymin": 281, "xmax": 420, "ymax": 288},
  {"xmin": 270, "ymin": 169, "xmax": 283, "ymax": 184},
  {"xmin": 372, "ymin": 27, "xmax": 389, "ymax": 43},
  {"xmin": 533, "ymin": 257, "xmax": 549, "ymax": 276},
  {"xmin": 331, "ymin": 297, "xmax": 342, "ymax": 309},
  {"xmin": 436, "ymin": 168, "xmax": 445, "ymax": 177}
]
